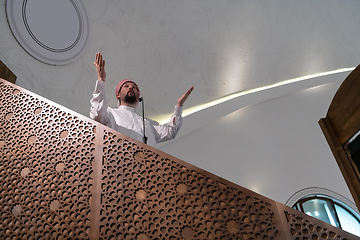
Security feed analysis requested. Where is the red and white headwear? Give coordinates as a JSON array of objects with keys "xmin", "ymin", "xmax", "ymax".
[{"xmin": 115, "ymin": 79, "xmax": 140, "ymax": 100}]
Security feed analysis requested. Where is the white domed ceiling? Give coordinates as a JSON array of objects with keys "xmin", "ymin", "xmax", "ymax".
[{"xmin": 6, "ymin": 0, "xmax": 89, "ymax": 65}]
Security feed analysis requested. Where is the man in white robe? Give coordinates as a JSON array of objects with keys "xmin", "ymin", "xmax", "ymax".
[{"xmin": 90, "ymin": 52, "xmax": 193, "ymax": 147}]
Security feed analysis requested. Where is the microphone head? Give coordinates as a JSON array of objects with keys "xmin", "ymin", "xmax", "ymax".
[{"xmin": 139, "ymin": 97, "xmax": 143, "ymax": 102}]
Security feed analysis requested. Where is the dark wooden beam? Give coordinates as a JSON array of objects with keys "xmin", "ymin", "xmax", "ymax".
[
  {"xmin": 0, "ymin": 60, "xmax": 17, "ymax": 84},
  {"xmin": 319, "ymin": 117, "xmax": 360, "ymax": 210}
]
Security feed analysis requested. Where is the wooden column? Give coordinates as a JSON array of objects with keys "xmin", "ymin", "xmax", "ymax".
[
  {"xmin": 0, "ymin": 60, "xmax": 16, "ymax": 84},
  {"xmin": 319, "ymin": 118, "xmax": 360, "ymax": 209},
  {"xmin": 319, "ymin": 64, "xmax": 360, "ymax": 211}
]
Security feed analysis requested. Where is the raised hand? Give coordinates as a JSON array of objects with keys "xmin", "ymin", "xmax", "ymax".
[
  {"xmin": 94, "ymin": 52, "xmax": 106, "ymax": 81},
  {"xmin": 177, "ymin": 86, "xmax": 194, "ymax": 107}
]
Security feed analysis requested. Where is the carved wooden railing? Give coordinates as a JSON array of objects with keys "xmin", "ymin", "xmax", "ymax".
[{"xmin": 1, "ymin": 78, "xmax": 358, "ymax": 239}]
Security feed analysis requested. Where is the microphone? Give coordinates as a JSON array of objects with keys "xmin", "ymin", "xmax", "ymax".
[{"xmin": 139, "ymin": 97, "xmax": 147, "ymax": 144}]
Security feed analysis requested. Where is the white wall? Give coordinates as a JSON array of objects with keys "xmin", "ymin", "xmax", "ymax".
[
  {"xmin": 160, "ymin": 79, "xmax": 354, "ymax": 204},
  {"xmin": 1, "ymin": 0, "xmax": 360, "ymax": 119}
]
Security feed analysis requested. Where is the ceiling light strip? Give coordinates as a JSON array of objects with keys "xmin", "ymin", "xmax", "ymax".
[{"xmin": 158, "ymin": 67, "xmax": 355, "ymax": 124}]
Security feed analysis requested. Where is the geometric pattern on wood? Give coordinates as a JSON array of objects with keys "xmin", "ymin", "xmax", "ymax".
[
  {"xmin": 1, "ymin": 78, "xmax": 359, "ymax": 239},
  {"xmin": 0, "ymin": 80, "xmax": 95, "ymax": 239},
  {"xmin": 100, "ymin": 130, "xmax": 280, "ymax": 239}
]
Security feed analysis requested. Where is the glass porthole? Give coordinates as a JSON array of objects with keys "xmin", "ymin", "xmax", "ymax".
[
  {"xmin": 293, "ymin": 196, "xmax": 360, "ymax": 237},
  {"xmin": 6, "ymin": 0, "xmax": 89, "ymax": 65}
]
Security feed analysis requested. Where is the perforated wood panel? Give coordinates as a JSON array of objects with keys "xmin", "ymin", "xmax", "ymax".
[
  {"xmin": 1, "ymin": 78, "xmax": 359, "ymax": 240},
  {"xmin": 0, "ymin": 80, "xmax": 95, "ymax": 239},
  {"xmin": 99, "ymin": 129, "xmax": 280, "ymax": 239}
]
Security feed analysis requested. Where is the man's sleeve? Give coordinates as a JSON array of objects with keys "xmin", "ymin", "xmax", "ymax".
[
  {"xmin": 152, "ymin": 106, "xmax": 183, "ymax": 143},
  {"xmin": 90, "ymin": 80, "xmax": 110, "ymax": 126}
]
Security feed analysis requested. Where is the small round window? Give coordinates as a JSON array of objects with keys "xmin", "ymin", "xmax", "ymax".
[
  {"xmin": 292, "ymin": 195, "xmax": 360, "ymax": 236},
  {"xmin": 6, "ymin": 0, "xmax": 89, "ymax": 65}
]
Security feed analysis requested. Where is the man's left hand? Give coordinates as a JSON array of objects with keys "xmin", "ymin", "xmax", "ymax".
[{"xmin": 177, "ymin": 86, "xmax": 194, "ymax": 107}]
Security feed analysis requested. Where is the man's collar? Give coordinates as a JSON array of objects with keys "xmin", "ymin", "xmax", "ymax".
[{"xmin": 119, "ymin": 105, "xmax": 135, "ymax": 112}]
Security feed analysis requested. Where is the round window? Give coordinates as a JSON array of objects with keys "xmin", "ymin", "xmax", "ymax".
[
  {"xmin": 6, "ymin": 0, "xmax": 89, "ymax": 65},
  {"xmin": 287, "ymin": 188, "xmax": 360, "ymax": 237}
]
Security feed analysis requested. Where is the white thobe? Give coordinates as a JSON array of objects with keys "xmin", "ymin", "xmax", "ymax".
[{"xmin": 90, "ymin": 80, "xmax": 182, "ymax": 147}]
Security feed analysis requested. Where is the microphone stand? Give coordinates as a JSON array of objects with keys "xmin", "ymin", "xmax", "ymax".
[{"xmin": 139, "ymin": 97, "xmax": 147, "ymax": 144}]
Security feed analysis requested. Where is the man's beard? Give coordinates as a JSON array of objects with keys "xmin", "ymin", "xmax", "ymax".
[{"xmin": 124, "ymin": 94, "xmax": 137, "ymax": 104}]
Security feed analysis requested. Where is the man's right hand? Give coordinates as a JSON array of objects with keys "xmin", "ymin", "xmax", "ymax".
[{"xmin": 94, "ymin": 52, "xmax": 106, "ymax": 81}]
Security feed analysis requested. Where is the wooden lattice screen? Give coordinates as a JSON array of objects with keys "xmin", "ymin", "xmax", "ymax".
[{"xmin": 1, "ymin": 78, "xmax": 359, "ymax": 240}]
